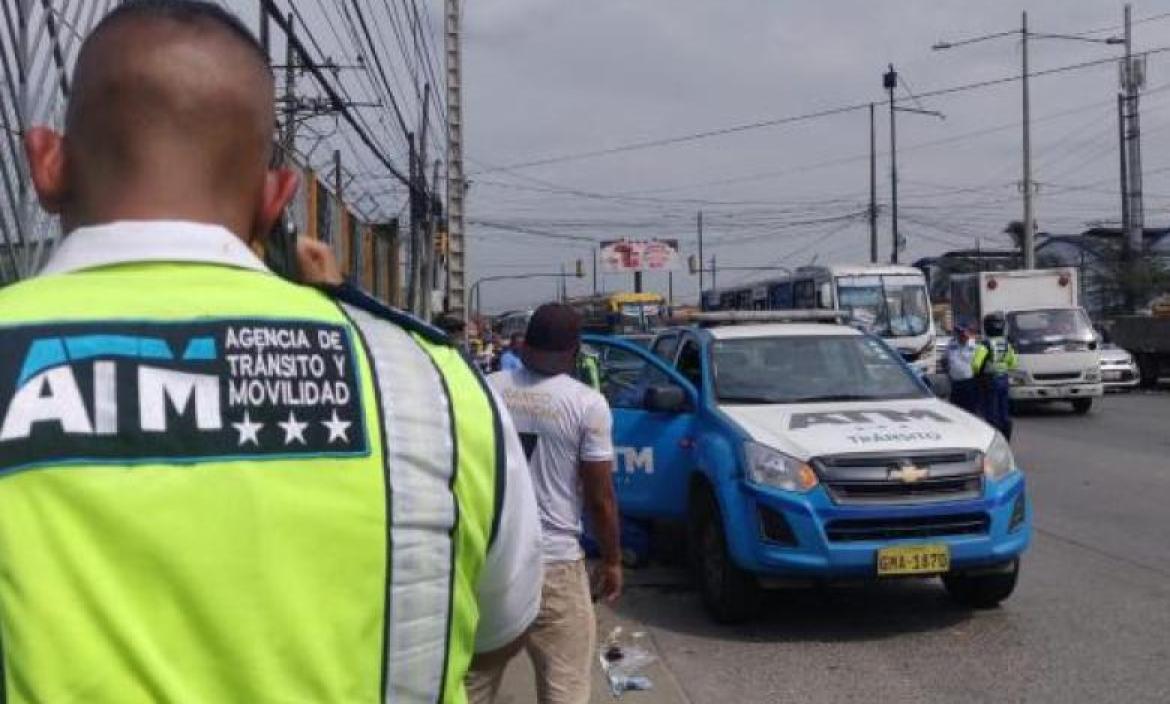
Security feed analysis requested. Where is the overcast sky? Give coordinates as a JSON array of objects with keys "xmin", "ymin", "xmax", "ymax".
[
  {"xmin": 26, "ymin": 1, "xmax": 1163, "ymax": 313},
  {"xmin": 454, "ymin": 0, "xmax": 1170, "ymax": 312}
]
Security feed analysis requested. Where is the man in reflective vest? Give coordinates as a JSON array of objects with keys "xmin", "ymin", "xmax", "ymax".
[
  {"xmin": 2, "ymin": 2, "xmax": 541, "ymax": 701},
  {"xmin": 973, "ymin": 312, "xmax": 1019, "ymax": 440}
]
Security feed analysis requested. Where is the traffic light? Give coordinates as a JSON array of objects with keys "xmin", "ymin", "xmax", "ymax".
[
  {"xmin": 688, "ymin": 254, "xmax": 700, "ymax": 275},
  {"xmin": 575, "ymin": 258, "xmax": 585, "ymax": 278}
]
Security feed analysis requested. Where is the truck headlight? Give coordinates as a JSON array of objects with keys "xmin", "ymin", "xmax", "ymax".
[
  {"xmin": 982, "ymin": 432, "xmax": 1016, "ymax": 481},
  {"xmin": 745, "ymin": 442, "xmax": 818, "ymax": 492},
  {"xmin": 1009, "ymin": 370, "xmax": 1028, "ymax": 386},
  {"xmin": 1084, "ymin": 368, "xmax": 1102, "ymax": 383}
]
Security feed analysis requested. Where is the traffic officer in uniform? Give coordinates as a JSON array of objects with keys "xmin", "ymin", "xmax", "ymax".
[
  {"xmin": 973, "ymin": 312, "xmax": 1019, "ymax": 440},
  {"xmin": 3, "ymin": 2, "xmax": 541, "ymax": 702}
]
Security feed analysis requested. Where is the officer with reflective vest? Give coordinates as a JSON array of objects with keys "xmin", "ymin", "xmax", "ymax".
[
  {"xmin": 972, "ymin": 312, "xmax": 1019, "ymax": 440},
  {"xmin": 3, "ymin": 3, "xmax": 541, "ymax": 702}
]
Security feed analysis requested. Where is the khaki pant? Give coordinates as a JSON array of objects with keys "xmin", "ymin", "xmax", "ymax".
[{"xmin": 467, "ymin": 559, "xmax": 596, "ymax": 704}]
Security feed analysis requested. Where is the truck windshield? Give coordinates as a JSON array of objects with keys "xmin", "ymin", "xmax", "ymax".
[
  {"xmin": 835, "ymin": 275, "xmax": 930, "ymax": 338},
  {"xmin": 713, "ymin": 335, "xmax": 929, "ymax": 404},
  {"xmin": 617, "ymin": 303, "xmax": 663, "ymax": 334},
  {"xmin": 1006, "ymin": 308, "xmax": 1095, "ymax": 352}
]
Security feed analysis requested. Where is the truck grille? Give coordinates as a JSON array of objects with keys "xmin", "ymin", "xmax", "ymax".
[
  {"xmin": 825, "ymin": 512, "xmax": 990, "ymax": 542},
  {"xmin": 813, "ymin": 450, "xmax": 983, "ymax": 506},
  {"xmin": 1033, "ymin": 372, "xmax": 1081, "ymax": 382}
]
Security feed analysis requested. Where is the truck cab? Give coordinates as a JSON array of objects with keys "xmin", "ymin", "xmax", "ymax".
[{"xmin": 586, "ymin": 311, "xmax": 1030, "ymax": 622}]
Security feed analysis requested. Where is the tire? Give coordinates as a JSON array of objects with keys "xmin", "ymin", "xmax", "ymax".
[
  {"xmin": 1071, "ymin": 398, "xmax": 1093, "ymax": 414},
  {"xmin": 689, "ymin": 490, "xmax": 761, "ymax": 624},
  {"xmin": 1137, "ymin": 355, "xmax": 1159, "ymax": 389},
  {"xmin": 943, "ymin": 560, "xmax": 1019, "ymax": 609}
]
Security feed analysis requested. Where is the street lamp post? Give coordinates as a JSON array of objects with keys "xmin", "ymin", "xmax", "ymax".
[
  {"xmin": 882, "ymin": 65, "xmax": 944, "ymax": 265},
  {"xmin": 469, "ymin": 269, "xmax": 583, "ymax": 322},
  {"xmin": 933, "ymin": 21, "xmax": 1122, "ymax": 269}
]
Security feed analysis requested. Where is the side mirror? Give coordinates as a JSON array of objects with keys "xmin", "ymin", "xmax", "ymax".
[
  {"xmin": 644, "ymin": 385, "xmax": 688, "ymax": 413},
  {"xmin": 923, "ymin": 373, "xmax": 952, "ymax": 400}
]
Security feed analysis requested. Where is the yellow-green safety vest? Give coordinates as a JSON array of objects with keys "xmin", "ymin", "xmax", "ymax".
[
  {"xmin": 0, "ymin": 262, "xmax": 501, "ymax": 703},
  {"xmin": 972, "ymin": 337, "xmax": 1019, "ymax": 377}
]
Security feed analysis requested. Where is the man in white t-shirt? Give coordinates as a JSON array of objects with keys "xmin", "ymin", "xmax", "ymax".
[{"xmin": 468, "ymin": 303, "xmax": 622, "ymax": 704}]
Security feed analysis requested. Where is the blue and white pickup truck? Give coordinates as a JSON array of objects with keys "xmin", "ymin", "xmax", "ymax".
[{"xmin": 585, "ymin": 311, "xmax": 1030, "ymax": 622}]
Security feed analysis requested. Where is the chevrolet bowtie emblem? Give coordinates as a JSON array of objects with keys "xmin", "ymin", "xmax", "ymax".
[{"xmin": 890, "ymin": 464, "xmax": 928, "ymax": 484}]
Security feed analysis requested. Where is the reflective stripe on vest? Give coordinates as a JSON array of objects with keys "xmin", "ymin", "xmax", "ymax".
[{"xmin": 344, "ymin": 304, "xmax": 458, "ymax": 704}]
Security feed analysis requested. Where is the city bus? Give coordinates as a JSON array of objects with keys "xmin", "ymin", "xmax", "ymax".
[
  {"xmin": 567, "ymin": 292, "xmax": 667, "ymax": 335},
  {"xmin": 701, "ymin": 264, "xmax": 936, "ymax": 372}
]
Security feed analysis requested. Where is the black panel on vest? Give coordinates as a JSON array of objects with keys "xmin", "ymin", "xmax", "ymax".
[{"xmin": 0, "ymin": 319, "xmax": 369, "ymax": 473}]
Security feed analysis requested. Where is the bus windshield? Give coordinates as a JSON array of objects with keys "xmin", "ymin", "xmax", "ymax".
[
  {"xmin": 836, "ymin": 274, "xmax": 930, "ymax": 338},
  {"xmin": 617, "ymin": 302, "xmax": 663, "ymax": 333}
]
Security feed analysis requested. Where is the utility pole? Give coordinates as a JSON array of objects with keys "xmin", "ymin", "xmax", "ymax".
[
  {"xmin": 697, "ymin": 210, "xmax": 705, "ymax": 292},
  {"xmin": 431, "ymin": 158, "xmax": 442, "ymax": 296},
  {"xmin": 259, "ymin": 7, "xmax": 270, "ymax": 55},
  {"xmin": 884, "ymin": 65, "xmax": 899, "ymax": 264},
  {"xmin": 869, "ymin": 102, "xmax": 878, "ymax": 264},
  {"xmin": 407, "ymin": 133, "xmax": 420, "ymax": 315},
  {"xmin": 418, "ymin": 84, "xmax": 432, "ymax": 321},
  {"xmin": 1021, "ymin": 11, "xmax": 1036, "ymax": 270},
  {"xmin": 1118, "ymin": 92, "xmax": 1130, "ymax": 254},
  {"xmin": 668, "ymin": 271, "xmax": 674, "ymax": 307},
  {"xmin": 280, "ymin": 13, "xmax": 297, "ymax": 165},
  {"xmin": 592, "ymin": 247, "xmax": 598, "ymax": 295},
  {"xmin": 710, "ymin": 254, "xmax": 717, "ymax": 292},
  {"xmin": 445, "ymin": 0, "xmax": 467, "ymax": 321},
  {"xmin": 333, "ymin": 148, "xmax": 343, "ymax": 254},
  {"xmin": 935, "ymin": 20, "xmax": 1123, "ymax": 271},
  {"xmin": 1122, "ymin": 3, "xmax": 1145, "ymax": 258}
]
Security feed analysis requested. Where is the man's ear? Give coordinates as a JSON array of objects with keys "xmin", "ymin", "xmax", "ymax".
[
  {"xmin": 24, "ymin": 127, "xmax": 68, "ymax": 214},
  {"xmin": 252, "ymin": 167, "xmax": 300, "ymax": 243}
]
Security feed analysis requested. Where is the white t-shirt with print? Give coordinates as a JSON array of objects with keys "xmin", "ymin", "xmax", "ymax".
[{"xmin": 489, "ymin": 367, "xmax": 615, "ymax": 563}]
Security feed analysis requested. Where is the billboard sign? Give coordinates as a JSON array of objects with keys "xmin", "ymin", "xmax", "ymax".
[{"xmin": 600, "ymin": 239, "xmax": 679, "ymax": 273}]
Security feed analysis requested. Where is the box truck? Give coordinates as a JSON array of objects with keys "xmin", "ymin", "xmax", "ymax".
[{"xmin": 951, "ymin": 268, "xmax": 1103, "ymax": 413}]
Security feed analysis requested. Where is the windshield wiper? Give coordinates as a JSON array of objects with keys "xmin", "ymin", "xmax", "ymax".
[
  {"xmin": 719, "ymin": 395, "xmax": 781, "ymax": 404},
  {"xmin": 787, "ymin": 393, "xmax": 884, "ymax": 403}
]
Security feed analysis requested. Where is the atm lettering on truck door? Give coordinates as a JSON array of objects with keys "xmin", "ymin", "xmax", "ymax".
[{"xmin": 615, "ymin": 446, "xmax": 655, "ymax": 474}]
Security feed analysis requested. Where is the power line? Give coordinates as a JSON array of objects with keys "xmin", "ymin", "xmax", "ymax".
[
  {"xmin": 476, "ymin": 46, "xmax": 1170, "ymax": 173},
  {"xmin": 262, "ymin": 2, "xmax": 414, "ymax": 190}
]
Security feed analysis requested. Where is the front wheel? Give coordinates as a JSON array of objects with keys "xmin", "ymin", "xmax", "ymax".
[
  {"xmin": 690, "ymin": 492, "xmax": 761, "ymax": 624},
  {"xmin": 1071, "ymin": 398, "xmax": 1093, "ymax": 414},
  {"xmin": 943, "ymin": 560, "xmax": 1019, "ymax": 609}
]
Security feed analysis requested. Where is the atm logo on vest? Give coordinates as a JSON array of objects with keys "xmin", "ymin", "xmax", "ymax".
[{"xmin": 0, "ymin": 320, "xmax": 368, "ymax": 473}]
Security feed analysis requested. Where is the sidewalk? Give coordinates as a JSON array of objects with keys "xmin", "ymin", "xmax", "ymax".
[{"xmin": 491, "ymin": 603, "xmax": 689, "ymax": 704}]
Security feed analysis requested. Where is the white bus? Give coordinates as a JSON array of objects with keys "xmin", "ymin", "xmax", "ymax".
[{"xmin": 701, "ymin": 264, "xmax": 936, "ymax": 372}]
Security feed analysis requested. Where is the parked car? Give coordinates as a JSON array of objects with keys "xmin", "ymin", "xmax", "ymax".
[
  {"xmin": 1098, "ymin": 343, "xmax": 1140, "ymax": 391},
  {"xmin": 585, "ymin": 311, "xmax": 1030, "ymax": 623}
]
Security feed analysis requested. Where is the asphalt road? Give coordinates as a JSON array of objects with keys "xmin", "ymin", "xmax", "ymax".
[{"xmin": 597, "ymin": 390, "xmax": 1170, "ymax": 704}]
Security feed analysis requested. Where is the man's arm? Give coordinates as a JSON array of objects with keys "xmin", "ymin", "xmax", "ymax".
[
  {"xmin": 579, "ymin": 394, "xmax": 622, "ymax": 603},
  {"xmin": 581, "ymin": 459, "xmax": 622, "ymax": 602}
]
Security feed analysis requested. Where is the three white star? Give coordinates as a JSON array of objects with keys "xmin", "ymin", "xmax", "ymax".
[
  {"xmin": 232, "ymin": 411, "xmax": 264, "ymax": 446},
  {"xmin": 278, "ymin": 411, "xmax": 309, "ymax": 445},
  {"xmin": 322, "ymin": 410, "xmax": 352, "ymax": 444}
]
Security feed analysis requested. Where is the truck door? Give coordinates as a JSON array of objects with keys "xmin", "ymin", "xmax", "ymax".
[{"xmin": 585, "ymin": 335, "xmax": 699, "ymax": 521}]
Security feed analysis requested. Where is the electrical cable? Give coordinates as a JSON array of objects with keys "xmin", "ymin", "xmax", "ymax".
[{"xmin": 476, "ymin": 46, "xmax": 1170, "ymax": 173}]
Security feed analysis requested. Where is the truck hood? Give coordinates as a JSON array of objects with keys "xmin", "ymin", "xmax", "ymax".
[{"xmin": 721, "ymin": 398, "xmax": 995, "ymax": 460}]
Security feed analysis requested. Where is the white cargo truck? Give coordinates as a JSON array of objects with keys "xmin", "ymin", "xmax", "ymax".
[{"xmin": 951, "ymin": 268, "xmax": 1103, "ymax": 414}]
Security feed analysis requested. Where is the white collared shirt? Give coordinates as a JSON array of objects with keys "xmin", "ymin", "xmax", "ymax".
[
  {"xmin": 38, "ymin": 220, "xmax": 269, "ymax": 277},
  {"xmin": 948, "ymin": 338, "xmax": 978, "ymax": 381}
]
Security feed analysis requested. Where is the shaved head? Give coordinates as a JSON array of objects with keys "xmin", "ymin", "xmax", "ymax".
[{"xmin": 38, "ymin": 1, "xmax": 289, "ymax": 238}]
